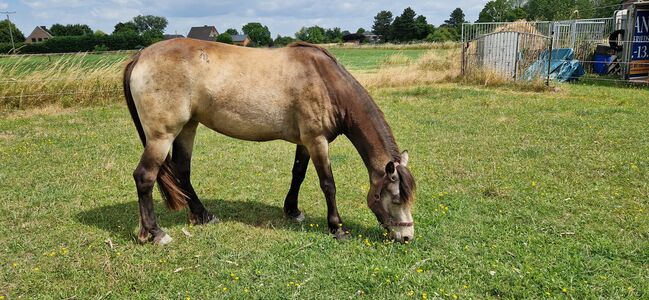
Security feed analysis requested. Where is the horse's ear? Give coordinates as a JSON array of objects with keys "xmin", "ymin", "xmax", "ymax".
[
  {"xmin": 400, "ymin": 150, "xmax": 409, "ymax": 167},
  {"xmin": 385, "ymin": 161, "xmax": 398, "ymax": 181}
]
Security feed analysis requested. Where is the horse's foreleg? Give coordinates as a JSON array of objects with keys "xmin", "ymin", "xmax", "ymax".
[
  {"xmin": 305, "ymin": 137, "xmax": 349, "ymax": 240},
  {"xmin": 172, "ymin": 121, "xmax": 218, "ymax": 225},
  {"xmin": 283, "ymin": 145, "xmax": 310, "ymax": 222},
  {"xmin": 133, "ymin": 138, "xmax": 174, "ymax": 245}
]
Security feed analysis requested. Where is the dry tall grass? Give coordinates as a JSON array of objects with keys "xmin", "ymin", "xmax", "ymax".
[
  {"xmin": 0, "ymin": 53, "xmax": 128, "ymax": 110},
  {"xmin": 355, "ymin": 46, "xmax": 551, "ymax": 92},
  {"xmin": 355, "ymin": 48, "xmax": 461, "ymax": 89}
]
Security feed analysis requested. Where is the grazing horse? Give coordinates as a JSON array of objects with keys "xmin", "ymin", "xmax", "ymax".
[{"xmin": 123, "ymin": 39, "xmax": 416, "ymax": 245}]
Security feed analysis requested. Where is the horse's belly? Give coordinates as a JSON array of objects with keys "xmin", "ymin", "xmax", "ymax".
[{"xmin": 196, "ymin": 101, "xmax": 299, "ymax": 143}]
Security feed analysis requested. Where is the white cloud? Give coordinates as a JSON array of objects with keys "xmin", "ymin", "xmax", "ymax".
[{"xmin": 0, "ymin": 2, "xmax": 8, "ymax": 10}]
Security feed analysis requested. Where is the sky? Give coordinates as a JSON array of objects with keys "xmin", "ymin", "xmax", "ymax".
[{"xmin": 0, "ymin": 0, "xmax": 489, "ymax": 37}]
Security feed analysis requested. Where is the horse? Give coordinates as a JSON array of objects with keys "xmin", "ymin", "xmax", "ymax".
[{"xmin": 123, "ymin": 38, "xmax": 416, "ymax": 245}]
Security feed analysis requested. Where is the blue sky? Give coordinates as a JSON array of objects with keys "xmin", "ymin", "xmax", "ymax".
[{"xmin": 1, "ymin": 0, "xmax": 488, "ymax": 37}]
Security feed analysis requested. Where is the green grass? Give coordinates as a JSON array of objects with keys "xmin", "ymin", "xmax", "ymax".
[
  {"xmin": 330, "ymin": 48, "xmax": 428, "ymax": 71},
  {"xmin": 1, "ymin": 48, "xmax": 648, "ymax": 299}
]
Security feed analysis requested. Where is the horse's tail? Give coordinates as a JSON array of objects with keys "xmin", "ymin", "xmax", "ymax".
[{"xmin": 123, "ymin": 53, "xmax": 188, "ymax": 211}]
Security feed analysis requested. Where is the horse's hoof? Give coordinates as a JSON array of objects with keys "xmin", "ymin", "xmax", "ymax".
[
  {"xmin": 332, "ymin": 228, "xmax": 351, "ymax": 241},
  {"xmin": 154, "ymin": 233, "xmax": 173, "ymax": 245},
  {"xmin": 292, "ymin": 212, "xmax": 305, "ymax": 222},
  {"xmin": 190, "ymin": 212, "xmax": 219, "ymax": 225},
  {"xmin": 285, "ymin": 210, "xmax": 305, "ymax": 222}
]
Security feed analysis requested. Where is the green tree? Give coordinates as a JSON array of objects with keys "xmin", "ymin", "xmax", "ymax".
[
  {"xmin": 324, "ymin": 27, "xmax": 343, "ymax": 43},
  {"xmin": 372, "ymin": 10, "xmax": 393, "ymax": 41},
  {"xmin": 295, "ymin": 26, "xmax": 326, "ymax": 43},
  {"xmin": 225, "ymin": 28, "xmax": 239, "ymax": 35},
  {"xmin": 478, "ymin": 0, "xmax": 529, "ymax": 22},
  {"xmin": 141, "ymin": 28, "xmax": 164, "ymax": 45},
  {"xmin": 216, "ymin": 32, "xmax": 233, "ymax": 44},
  {"xmin": 414, "ymin": 15, "xmax": 431, "ymax": 40},
  {"xmin": 242, "ymin": 22, "xmax": 272, "ymax": 46},
  {"xmin": 0, "ymin": 20, "xmax": 25, "ymax": 43},
  {"xmin": 391, "ymin": 7, "xmax": 417, "ymax": 42},
  {"xmin": 274, "ymin": 35, "xmax": 295, "ymax": 46},
  {"xmin": 444, "ymin": 8, "xmax": 465, "ymax": 28},
  {"xmin": 132, "ymin": 15, "xmax": 168, "ymax": 33},
  {"xmin": 50, "ymin": 24, "xmax": 93, "ymax": 36},
  {"xmin": 113, "ymin": 21, "xmax": 138, "ymax": 34},
  {"xmin": 356, "ymin": 27, "xmax": 366, "ymax": 34},
  {"xmin": 592, "ymin": 0, "xmax": 623, "ymax": 18},
  {"xmin": 426, "ymin": 27, "xmax": 457, "ymax": 42},
  {"xmin": 524, "ymin": 0, "xmax": 592, "ymax": 20}
]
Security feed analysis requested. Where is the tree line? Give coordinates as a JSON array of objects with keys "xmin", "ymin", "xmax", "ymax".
[{"xmin": 477, "ymin": 0, "xmax": 622, "ymax": 22}]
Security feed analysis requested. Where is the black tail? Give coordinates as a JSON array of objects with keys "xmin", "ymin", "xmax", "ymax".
[{"xmin": 123, "ymin": 53, "xmax": 188, "ymax": 211}]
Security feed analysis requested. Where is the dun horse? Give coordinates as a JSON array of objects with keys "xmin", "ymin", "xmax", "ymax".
[{"xmin": 123, "ymin": 39, "xmax": 416, "ymax": 245}]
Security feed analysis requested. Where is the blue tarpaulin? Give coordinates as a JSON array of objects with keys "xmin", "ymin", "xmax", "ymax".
[{"xmin": 523, "ymin": 48, "xmax": 585, "ymax": 82}]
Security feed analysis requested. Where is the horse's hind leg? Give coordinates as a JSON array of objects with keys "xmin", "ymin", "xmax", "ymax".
[
  {"xmin": 134, "ymin": 137, "xmax": 175, "ymax": 245},
  {"xmin": 284, "ymin": 145, "xmax": 310, "ymax": 222},
  {"xmin": 172, "ymin": 121, "xmax": 218, "ymax": 225}
]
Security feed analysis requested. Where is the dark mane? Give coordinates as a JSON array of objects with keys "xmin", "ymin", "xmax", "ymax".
[
  {"xmin": 397, "ymin": 164, "xmax": 416, "ymax": 204},
  {"xmin": 288, "ymin": 41, "xmax": 338, "ymax": 64}
]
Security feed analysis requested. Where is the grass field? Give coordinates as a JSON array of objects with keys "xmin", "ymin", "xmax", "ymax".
[{"xmin": 1, "ymin": 46, "xmax": 648, "ymax": 299}]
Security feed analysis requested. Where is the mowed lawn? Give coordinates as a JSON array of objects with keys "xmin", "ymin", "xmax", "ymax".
[{"xmin": 1, "ymin": 48, "xmax": 648, "ymax": 299}]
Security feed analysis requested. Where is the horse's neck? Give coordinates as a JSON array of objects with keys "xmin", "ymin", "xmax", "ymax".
[{"xmin": 343, "ymin": 97, "xmax": 398, "ymax": 181}]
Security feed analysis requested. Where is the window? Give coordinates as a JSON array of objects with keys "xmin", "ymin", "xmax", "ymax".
[
  {"xmin": 32, "ymin": 38, "xmax": 37, "ymax": 42},
  {"xmin": 38, "ymin": 38, "xmax": 42, "ymax": 41}
]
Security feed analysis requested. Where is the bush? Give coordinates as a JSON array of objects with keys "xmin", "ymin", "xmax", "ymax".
[
  {"xmin": 0, "ymin": 42, "xmax": 23, "ymax": 54},
  {"xmin": 8, "ymin": 32, "xmax": 148, "ymax": 54},
  {"xmin": 216, "ymin": 32, "xmax": 233, "ymax": 44}
]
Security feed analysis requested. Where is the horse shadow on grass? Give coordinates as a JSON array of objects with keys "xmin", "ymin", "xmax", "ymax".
[{"xmin": 76, "ymin": 198, "xmax": 384, "ymax": 243}]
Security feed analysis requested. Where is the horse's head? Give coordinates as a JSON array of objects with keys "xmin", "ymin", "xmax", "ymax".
[{"xmin": 368, "ymin": 151, "xmax": 416, "ymax": 243}]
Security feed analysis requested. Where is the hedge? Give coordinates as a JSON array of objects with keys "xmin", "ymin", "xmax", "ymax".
[{"xmin": 0, "ymin": 33, "xmax": 154, "ymax": 54}]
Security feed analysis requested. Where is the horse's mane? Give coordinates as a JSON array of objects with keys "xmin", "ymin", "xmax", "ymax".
[
  {"xmin": 397, "ymin": 165, "xmax": 416, "ymax": 204},
  {"xmin": 288, "ymin": 41, "xmax": 338, "ymax": 65}
]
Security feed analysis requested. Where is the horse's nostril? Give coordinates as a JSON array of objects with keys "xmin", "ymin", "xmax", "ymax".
[{"xmin": 403, "ymin": 236, "xmax": 410, "ymax": 242}]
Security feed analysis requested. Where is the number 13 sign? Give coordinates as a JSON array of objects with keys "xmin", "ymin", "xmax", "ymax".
[{"xmin": 630, "ymin": 9, "xmax": 649, "ymax": 79}]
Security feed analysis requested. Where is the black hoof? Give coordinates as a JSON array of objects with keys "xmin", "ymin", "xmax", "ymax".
[
  {"xmin": 332, "ymin": 227, "xmax": 351, "ymax": 241},
  {"xmin": 285, "ymin": 209, "xmax": 305, "ymax": 222},
  {"xmin": 189, "ymin": 211, "xmax": 219, "ymax": 225}
]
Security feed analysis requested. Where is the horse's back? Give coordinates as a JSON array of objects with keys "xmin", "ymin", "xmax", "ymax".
[{"xmin": 129, "ymin": 39, "xmax": 341, "ymax": 144}]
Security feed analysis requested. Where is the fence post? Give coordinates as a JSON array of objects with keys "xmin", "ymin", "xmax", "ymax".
[
  {"xmin": 514, "ymin": 32, "xmax": 520, "ymax": 81},
  {"xmin": 547, "ymin": 31, "xmax": 554, "ymax": 87},
  {"xmin": 461, "ymin": 42, "xmax": 466, "ymax": 77}
]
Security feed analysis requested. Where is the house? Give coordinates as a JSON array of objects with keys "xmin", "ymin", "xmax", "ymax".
[
  {"xmin": 25, "ymin": 26, "xmax": 52, "ymax": 44},
  {"xmin": 231, "ymin": 34, "xmax": 251, "ymax": 46},
  {"xmin": 187, "ymin": 25, "xmax": 219, "ymax": 41},
  {"xmin": 342, "ymin": 32, "xmax": 381, "ymax": 44},
  {"xmin": 163, "ymin": 34, "xmax": 184, "ymax": 40},
  {"xmin": 342, "ymin": 33, "xmax": 366, "ymax": 44},
  {"xmin": 363, "ymin": 32, "xmax": 380, "ymax": 43}
]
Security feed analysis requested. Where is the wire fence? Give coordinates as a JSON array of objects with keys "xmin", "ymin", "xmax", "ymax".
[{"xmin": 461, "ymin": 15, "xmax": 649, "ymax": 86}]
